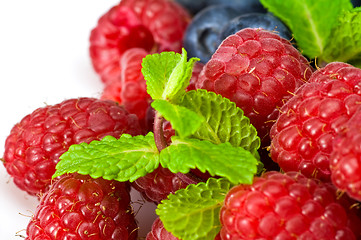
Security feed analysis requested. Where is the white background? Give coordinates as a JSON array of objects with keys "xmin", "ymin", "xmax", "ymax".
[{"xmin": 0, "ymin": 1, "xmax": 157, "ymax": 239}]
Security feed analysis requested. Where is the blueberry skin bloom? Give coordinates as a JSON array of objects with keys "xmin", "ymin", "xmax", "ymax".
[
  {"xmin": 183, "ymin": 5, "xmax": 243, "ymax": 63},
  {"xmin": 220, "ymin": 13, "xmax": 292, "ymax": 42},
  {"xmin": 175, "ymin": 0, "xmax": 266, "ymax": 15}
]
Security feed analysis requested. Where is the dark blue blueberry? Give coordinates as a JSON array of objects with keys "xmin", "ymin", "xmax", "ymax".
[
  {"xmin": 176, "ymin": 0, "xmax": 266, "ymax": 15},
  {"xmin": 174, "ymin": 0, "xmax": 207, "ymax": 15},
  {"xmin": 220, "ymin": 13, "xmax": 292, "ymax": 42},
  {"xmin": 352, "ymin": 0, "xmax": 361, "ymax": 7},
  {"xmin": 183, "ymin": 5, "xmax": 242, "ymax": 63}
]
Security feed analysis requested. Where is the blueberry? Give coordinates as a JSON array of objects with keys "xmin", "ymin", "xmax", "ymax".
[
  {"xmin": 176, "ymin": 0, "xmax": 266, "ymax": 15},
  {"xmin": 174, "ymin": 0, "xmax": 207, "ymax": 15},
  {"xmin": 220, "ymin": 13, "xmax": 292, "ymax": 42},
  {"xmin": 352, "ymin": 0, "xmax": 361, "ymax": 7},
  {"xmin": 183, "ymin": 5, "xmax": 242, "ymax": 63}
]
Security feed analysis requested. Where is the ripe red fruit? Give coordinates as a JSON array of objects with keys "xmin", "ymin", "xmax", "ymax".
[
  {"xmin": 121, "ymin": 0, "xmax": 191, "ymax": 53},
  {"xmin": 220, "ymin": 171, "xmax": 360, "ymax": 240},
  {"xmin": 146, "ymin": 217, "xmax": 179, "ymax": 240},
  {"xmin": 25, "ymin": 173, "xmax": 138, "ymax": 240},
  {"xmin": 270, "ymin": 62, "xmax": 361, "ymax": 181},
  {"xmin": 89, "ymin": 5, "xmax": 155, "ymax": 84},
  {"xmin": 132, "ymin": 167, "xmax": 189, "ymax": 203},
  {"xmin": 194, "ymin": 28, "xmax": 313, "ymax": 145},
  {"xmin": 89, "ymin": 0, "xmax": 190, "ymax": 84},
  {"xmin": 331, "ymin": 109, "xmax": 361, "ymax": 202},
  {"xmin": 101, "ymin": 48, "xmax": 151, "ymax": 129},
  {"xmin": 2, "ymin": 98, "xmax": 142, "ymax": 196}
]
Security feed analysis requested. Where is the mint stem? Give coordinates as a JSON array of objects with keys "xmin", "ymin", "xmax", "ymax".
[{"xmin": 154, "ymin": 112, "xmax": 167, "ymax": 152}]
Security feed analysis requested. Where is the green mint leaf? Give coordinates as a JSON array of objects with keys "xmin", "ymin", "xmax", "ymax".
[
  {"xmin": 163, "ymin": 48, "xmax": 200, "ymax": 101},
  {"xmin": 151, "ymin": 99, "xmax": 205, "ymax": 139},
  {"xmin": 260, "ymin": 0, "xmax": 352, "ymax": 58},
  {"xmin": 156, "ymin": 178, "xmax": 233, "ymax": 240},
  {"xmin": 142, "ymin": 48, "xmax": 199, "ymax": 101},
  {"xmin": 142, "ymin": 51, "xmax": 181, "ymax": 100},
  {"xmin": 53, "ymin": 133, "xmax": 159, "ymax": 182},
  {"xmin": 160, "ymin": 137, "xmax": 258, "ymax": 184},
  {"xmin": 178, "ymin": 90, "xmax": 260, "ymax": 158},
  {"xmin": 322, "ymin": 9, "xmax": 361, "ymax": 66}
]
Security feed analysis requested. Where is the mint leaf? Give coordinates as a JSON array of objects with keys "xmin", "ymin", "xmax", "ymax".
[
  {"xmin": 160, "ymin": 137, "xmax": 258, "ymax": 184},
  {"xmin": 142, "ymin": 48, "xmax": 199, "ymax": 102},
  {"xmin": 178, "ymin": 90, "xmax": 260, "ymax": 158},
  {"xmin": 163, "ymin": 48, "xmax": 200, "ymax": 101},
  {"xmin": 142, "ymin": 51, "xmax": 181, "ymax": 100},
  {"xmin": 322, "ymin": 9, "xmax": 361, "ymax": 66},
  {"xmin": 53, "ymin": 133, "xmax": 160, "ymax": 182},
  {"xmin": 260, "ymin": 0, "xmax": 352, "ymax": 58},
  {"xmin": 156, "ymin": 178, "xmax": 233, "ymax": 240},
  {"xmin": 151, "ymin": 99, "xmax": 205, "ymax": 139}
]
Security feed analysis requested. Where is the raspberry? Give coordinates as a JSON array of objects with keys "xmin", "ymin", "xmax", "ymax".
[
  {"xmin": 121, "ymin": 0, "xmax": 191, "ymax": 52},
  {"xmin": 330, "ymin": 109, "xmax": 361, "ymax": 201},
  {"xmin": 132, "ymin": 167, "xmax": 189, "ymax": 203},
  {"xmin": 194, "ymin": 28, "xmax": 313, "ymax": 145},
  {"xmin": 101, "ymin": 48, "xmax": 151, "ymax": 129},
  {"xmin": 3, "ymin": 97, "xmax": 141, "ymax": 196},
  {"xmin": 220, "ymin": 171, "xmax": 360, "ymax": 240},
  {"xmin": 146, "ymin": 217, "xmax": 179, "ymax": 240},
  {"xmin": 25, "ymin": 173, "xmax": 137, "ymax": 240},
  {"xmin": 146, "ymin": 217, "xmax": 221, "ymax": 240},
  {"xmin": 270, "ymin": 62, "xmax": 361, "ymax": 181},
  {"xmin": 89, "ymin": 5, "xmax": 155, "ymax": 83},
  {"xmin": 187, "ymin": 61, "xmax": 205, "ymax": 91},
  {"xmin": 89, "ymin": 0, "xmax": 190, "ymax": 84}
]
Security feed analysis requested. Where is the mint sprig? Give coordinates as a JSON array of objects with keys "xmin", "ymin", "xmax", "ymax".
[
  {"xmin": 53, "ymin": 133, "xmax": 160, "ymax": 182},
  {"xmin": 142, "ymin": 48, "xmax": 199, "ymax": 102},
  {"xmin": 260, "ymin": 0, "xmax": 352, "ymax": 59},
  {"xmin": 54, "ymin": 134, "xmax": 258, "ymax": 185},
  {"xmin": 160, "ymin": 137, "xmax": 258, "ymax": 184},
  {"xmin": 156, "ymin": 178, "xmax": 233, "ymax": 240}
]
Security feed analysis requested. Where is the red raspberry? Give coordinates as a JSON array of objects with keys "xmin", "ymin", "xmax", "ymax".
[
  {"xmin": 89, "ymin": 0, "xmax": 190, "ymax": 84},
  {"xmin": 194, "ymin": 28, "xmax": 313, "ymax": 145},
  {"xmin": 220, "ymin": 171, "xmax": 360, "ymax": 240},
  {"xmin": 3, "ymin": 98, "xmax": 141, "ymax": 196},
  {"xmin": 121, "ymin": 0, "xmax": 191, "ymax": 53},
  {"xmin": 25, "ymin": 173, "xmax": 137, "ymax": 240},
  {"xmin": 270, "ymin": 62, "xmax": 361, "ymax": 181},
  {"xmin": 187, "ymin": 61, "xmax": 205, "ymax": 91},
  {"xmin": 146, "ymin": 217, "xmax": 221, "ymax": 240},
  {"xmin": 146, "ymin": 217, "xmax": 179, "ymax": 240},
  {"xmin": 89, "ymin": 5, "xmax": 155, "ymax": 83},
  {"xmin": 132, "ymin": 167, "xmax": 189, "ymax": 203},
  {"xmin": 101, "ymin": 48, "xmax": 151, "ymax": 128},
  {"xmin": 330, "ymin": 109, "xmax": 361, "ymax": 201}
]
